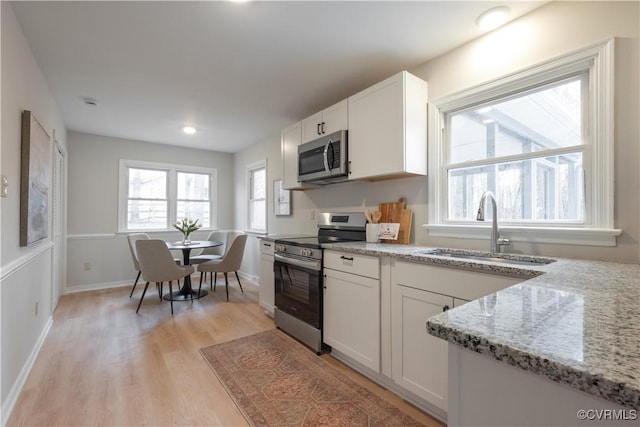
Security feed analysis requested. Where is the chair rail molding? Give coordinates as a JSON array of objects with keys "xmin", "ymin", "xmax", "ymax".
[{"xmin": 0, "ymin": 241, "xmax": 54, "ymax": 281}]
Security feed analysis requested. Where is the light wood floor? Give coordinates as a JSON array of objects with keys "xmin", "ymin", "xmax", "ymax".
[{"xmin": 8, "ymin": 276, "xmax": 445, "ymax": 426}]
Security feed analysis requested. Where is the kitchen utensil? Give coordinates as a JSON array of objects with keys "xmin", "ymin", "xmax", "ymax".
[
  {"xmin": 378, "ymin": 198, "xmax": 412, "ymax": 244},
  {"xmin": 372, "ymin": 210, "xmax": 382, "ymax": 224},
  {"xmin": 365, "ymin": 210, "xmax": 373, "ymax": 223}
]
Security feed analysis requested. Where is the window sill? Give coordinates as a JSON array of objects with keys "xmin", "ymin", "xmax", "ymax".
[{"xmin": 422, "ymin": 224, "xmax": 621, "ymax": 247}]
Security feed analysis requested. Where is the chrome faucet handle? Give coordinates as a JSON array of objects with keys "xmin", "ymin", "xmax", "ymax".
[{"xmin": 497, "ymin": 238, "xmax": 510, "ymax": 247}]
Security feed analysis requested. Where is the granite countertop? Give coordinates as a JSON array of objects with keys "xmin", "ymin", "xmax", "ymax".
[{"xmin": 321, "ymin": 241, "xmax": 640, "ymax": 410}]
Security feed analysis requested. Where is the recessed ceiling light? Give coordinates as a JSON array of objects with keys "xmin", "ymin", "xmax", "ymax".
[
  {"xmin": 476, "ymin": 6, "xmax": 511, "ymax": 31},
  {"xmin": 182, "ymin": 126, "xmax": 197, "ymax": 135}
]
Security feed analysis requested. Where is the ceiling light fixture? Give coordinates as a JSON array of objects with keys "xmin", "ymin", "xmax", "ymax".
[
  {"xmin": 182, "ymin": 126, "xmax": 197, "ymax": 135},
  {"xmin": 476, "ymin": 6, "xmax": 511, "ymax": 31}
]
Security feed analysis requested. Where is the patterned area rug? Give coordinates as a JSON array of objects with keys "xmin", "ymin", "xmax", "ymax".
[{"xmin": 200, "ymin": 329, "xmax": 426, "ymax": 426}]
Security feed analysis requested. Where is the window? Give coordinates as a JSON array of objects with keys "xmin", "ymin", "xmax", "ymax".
[
  {"xmin": 247, "ymin": 160, "xmax": 267, "ymax": 233},
  {"xmin": 427, "ymin": 39, "xmax": 620, "ymax": 246},
  {"xmin": 447, "ymin": 76, "xmax": 585, "ymax": 223},
  {"xmin": 119, "ymin": 160, "xmax": 217, "ymax": 232}
]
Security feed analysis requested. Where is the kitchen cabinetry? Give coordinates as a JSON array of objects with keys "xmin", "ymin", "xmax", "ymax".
[
  {"xmin": 390, "ymin": 260, "xmax": 520, "ymax": 412},
  {"xmin": 258, "ymin": 240, "xmax": 275, "ymax": 316},
  {"xmin": 348, "ymin": 71, "xmax": 428, "ymax": 181},
  {"xmin": 301, "ymin": 99, "xmax": 348, "ymax": 144},
  {"xmin": 281, "ymin": 122, "xmax": 317, "ymax": 190},
  {"xmin": 323, "ymin": 250, "xmax": 380, "ymax": 372},
  {"xmin": 392, "ymin": 284, "xmax": 450, "ymax": 410}
]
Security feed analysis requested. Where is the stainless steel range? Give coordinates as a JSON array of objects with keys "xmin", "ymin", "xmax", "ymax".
[{"xmin": 274, "ymin": 212, "xmax": 367, "ymax": 353}]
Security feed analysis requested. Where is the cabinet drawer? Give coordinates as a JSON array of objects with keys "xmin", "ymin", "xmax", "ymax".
[
  {"xmin": 259, "ymin": 240, "xmax": 275, "ymax": 256},
  {"xmin": 324, "ymin": 250, "xmax": 379, "ymax": 279}
]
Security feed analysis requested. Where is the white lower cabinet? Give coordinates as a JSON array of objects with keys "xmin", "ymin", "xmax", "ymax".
[
  {"xmin": 323, "ymin": 251, "xmax": 380, "ymax": 372},
  {"xmin": 321, "ymin": 252, "xmax": 523, "ymax": 420},
  {"xmin": 258, "ymin": 240, "xmax": 275, "ymax": 316},
  {"xmin": 392, "ymin": 284, "xmax": 451, "ymax": 411},
  {"xmin": 390, "ymin": 260, "xmax": 521, "ymax": 413}
]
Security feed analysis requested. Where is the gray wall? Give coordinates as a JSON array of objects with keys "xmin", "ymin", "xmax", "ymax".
[
  {"xmin": 233, "ymin": 0, "xmax": 640, "ymax": 282},
  {"xmin": 66, "ymin": 132, "xmax": 235, "ymax": 291},
  {"xmin": 1, "ymin": 2, "xmax": 68, "ymax": 419}
]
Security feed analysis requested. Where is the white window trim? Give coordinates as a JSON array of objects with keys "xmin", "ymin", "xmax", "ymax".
[
  {"xmin": 246, "ymin": 159, "xmax": 267, "ymax": 234},
  {"xmin": 424, "ymin": 38, "xmax": 621, "ymax": 247},
  {"xmin": 118, "ymin": 159, "xmax": 218, "ymax": 232}
]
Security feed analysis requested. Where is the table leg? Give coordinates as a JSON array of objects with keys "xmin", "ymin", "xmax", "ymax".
[{"xmin": 163, "ymin": 247, "xmax": 208, "ymax": 301}]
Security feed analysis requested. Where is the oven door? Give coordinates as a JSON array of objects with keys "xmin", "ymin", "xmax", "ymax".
[{"xmin": 274, "ymin": 254, "xmax": 322, "ymax": 328}]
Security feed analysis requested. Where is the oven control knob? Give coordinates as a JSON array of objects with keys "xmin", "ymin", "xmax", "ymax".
[
  {"xmin": 276, "ymin": 245, "xmax": 286, "ymax": 252},
  {"xmin": 301, "ymin": 248, "xmax": 311, "ymax": 257}
]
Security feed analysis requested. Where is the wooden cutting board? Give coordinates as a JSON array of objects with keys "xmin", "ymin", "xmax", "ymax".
[{"xmin": 378, "ymin": 198, "xmax": 412, "ymax": 244}]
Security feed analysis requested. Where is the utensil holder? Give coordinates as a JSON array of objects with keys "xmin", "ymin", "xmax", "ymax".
[{"xmin": 366, "ymin": 223, "xmax": 380, "ymax": 243}]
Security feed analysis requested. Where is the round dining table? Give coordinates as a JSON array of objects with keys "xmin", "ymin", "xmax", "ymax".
[{"xmin": 164, "ymin": 240, "xmax": 223, "ymax": 301}]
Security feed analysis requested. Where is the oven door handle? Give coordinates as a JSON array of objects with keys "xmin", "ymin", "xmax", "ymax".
[{"xmin": 275, "ymin": 254, "xmax": 321, "ymax": 271}]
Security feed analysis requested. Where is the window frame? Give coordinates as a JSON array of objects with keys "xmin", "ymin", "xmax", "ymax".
[
  {"xmin": 425, "ymin": 38, "xmax": 620, "ymax": 246},
  {"xmin": 118, "ymin": 159, "xmax": 217, "ymax": 233},
  {"xmin": 246, "ymin": 159, "xmax": 267, "ymax": 234}
]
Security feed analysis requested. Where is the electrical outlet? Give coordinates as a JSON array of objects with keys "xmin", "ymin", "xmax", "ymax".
[
  {"xmin": 84, "ymin": 262, "xmax": 91, "ymax": 271},
  {"xmin": 35, "ymin": 302, "xmax": 39, "ymax": 316}
]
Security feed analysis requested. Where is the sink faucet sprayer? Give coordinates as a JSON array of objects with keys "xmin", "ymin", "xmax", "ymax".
[{"xmin": 476, "ymin": 191, "xmax": 510, "ymax": 254}]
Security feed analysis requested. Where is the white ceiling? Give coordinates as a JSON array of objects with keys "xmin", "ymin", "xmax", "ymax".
[{"xmin": 11, "ymin": 1, "xmax": 545, "ymax": 153}]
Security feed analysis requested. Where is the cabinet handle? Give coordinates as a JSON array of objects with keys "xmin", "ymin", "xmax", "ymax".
[
  {"xmin": 321, "ymin": 121, "xmax": 326, "ymax": 134},
  {"xmin": 263, "ymin": 243, "xmax": 271, "ymax": 247},
  {"xmin": 317, "ymin": 123, "xmax": 321, "ymax": 135},
  {"xmin": 442, "ymin": 305, "xmax": 450, "ymax": 312},
  {"xmin": 340, "ymin": 255, "xmax": 354, "ymax": 261}
]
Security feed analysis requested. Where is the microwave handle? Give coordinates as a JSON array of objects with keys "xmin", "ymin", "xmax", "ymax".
[{"xmin": 323, "ymin": 139, "xmax": 332, "ymax": 172}]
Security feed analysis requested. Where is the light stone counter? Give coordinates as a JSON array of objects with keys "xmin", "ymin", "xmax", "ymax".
[{"xmin": 321, "ymin": 241, "xmax": 640, "ymax": 410}]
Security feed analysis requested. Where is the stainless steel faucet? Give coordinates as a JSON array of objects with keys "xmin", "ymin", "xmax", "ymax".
[{"xmin": 476, "ymin": 191, "xmax": 510, "ymax": 253}]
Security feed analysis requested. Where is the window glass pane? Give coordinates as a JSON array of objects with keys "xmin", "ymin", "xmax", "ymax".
[
  {"xmin": 250, "ymin": 200, "xmax": 266, "ymax": 231},
  {"xmin": 128, "ymin": 168, "xmax": 166, "ymax": 199},
  {"xmin": 448, "ymin": 153, "xmax": 583, "ymax": 222},
  {"xmin": 127, "ymin": 200, "xmax": 167, "ymax": 229},
  {"xmin": 177, "ymin": 172, "xmax": 209, "ymax": 200},
  {"xmin": 449, "ymin": 77, "xmax": 582, "ymax": 163},
  {"xmin": 252, "ymin": 168, "xmax": 266, "ymax": 199},
  {"xmin": 177, "ymin": 201, "xmax": 210, "ymax": 227}
]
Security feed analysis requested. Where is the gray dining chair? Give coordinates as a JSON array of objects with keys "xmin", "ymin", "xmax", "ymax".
[
  {"xmin": 191, "ymin": 230, "xmax": 228, "ymax": 289},
  {"xmin": 197, "ymin": 233, "xmax": 247, "ymax": 301},
  {"xmin": 190, "ymin": 230, "xmax": 228, "ymax": 264},
  {"xmin": 127, "ymin": 233, "xmax": 181, "ymax": 299},
  {"xmin": 135, "ymin": 240, "xmax": 195, "ymax": 314}
]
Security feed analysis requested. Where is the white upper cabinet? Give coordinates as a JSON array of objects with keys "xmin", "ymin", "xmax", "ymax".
[
  {"xmin": 281, "ymin": 121, "xmax": 317, "ymax": 190},
  {"xmin": 301, "ymin": 99, "xmax": 348, "ymax": 144},
  {"xmin": 347, "ymin": 71, "xmax": 428, "ymax": 181}
]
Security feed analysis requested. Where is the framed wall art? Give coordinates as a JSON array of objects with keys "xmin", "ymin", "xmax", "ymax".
[
  {"xmin": 20, "ymin": 110, "xmax": 51, "ymax": 246},
  {"xmin": 273, "ymin": 179, "xmax": 291, "ymax": 216}
]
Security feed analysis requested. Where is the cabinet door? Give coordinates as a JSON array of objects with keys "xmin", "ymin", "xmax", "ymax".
[
  {"xmin": 301, "ymin": 100, "xmax": 348, "ymax": 143},
  {"xmin": 259, "ymin": 253, "xmax": 275, "ymax": 316},
  {"xmin": 348, "ymin": 73, "xmax": 405, "ymax": 180},
  {"xmin": 391, "ymin": 284, "xmax": 450, "ymax": 411},
  {"xmin": 301, "ymin": 111, "xmax": 324, "ymax": 143},
  {"xmin": 348, "ymin": 71, "xmax": 427, "ymax": 181},
  {"xmin": 321, "ymin": 99, "xmax": 348, "ymax": 135},
  {"xmin": 281, "ymin": 122, "xmax": 302, "ymax": 189},
  {"xmin": 324, "ymin": 268, "xmax": 380, "ymax": 372}
]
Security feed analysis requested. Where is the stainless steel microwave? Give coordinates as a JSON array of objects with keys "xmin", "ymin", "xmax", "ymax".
[{"xmin": 297, "ymin": 130, "xmax": 348, "ymax": 184}]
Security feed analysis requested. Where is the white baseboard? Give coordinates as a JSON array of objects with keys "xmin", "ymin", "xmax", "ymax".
[
  {"xmin": 1, "ymin": 316, "xmax": 53, "ymax": 427},
  {"xmin": 65, "ymin": 270, "xmax": 258, "ymax": 295}
]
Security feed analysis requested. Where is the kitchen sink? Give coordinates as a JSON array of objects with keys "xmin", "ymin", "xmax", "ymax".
[{"xmin": 416, "ymin": 248, "xmax": 556, "ymax": 266}]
